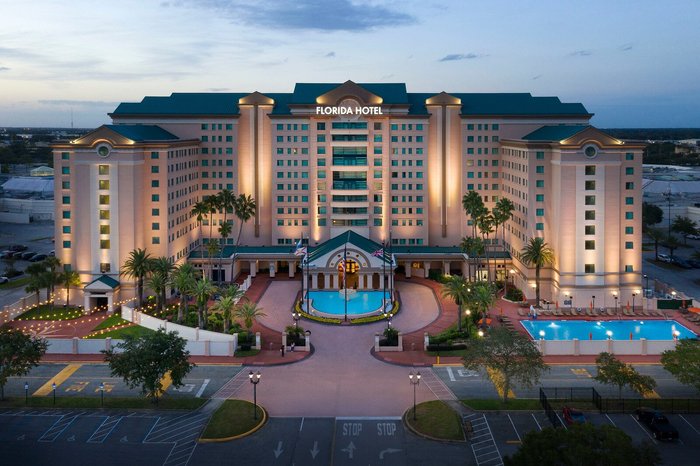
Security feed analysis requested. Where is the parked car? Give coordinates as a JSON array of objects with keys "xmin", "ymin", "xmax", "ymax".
[
  {"xmin": 671, "ymin": 257, "xmax": 693, "ymax": 269},
  {"xmin": 635, "ymin": 408, "xmax": 679, "ymax": 440},
  {"xmin": 8, "ymin": 244, "xmax": 28, "ymax": 252},
  {"xmin": 48, "ymin": 250, "xmax": 55, "ymax": 257},
  {"xmin": 11, "ymin": 251, "xmax": 24, "ymax": 259},
  {"xmin": 562, "ymin": 407, "xmax": 587, "ymax": 426},
  {"xmin": 687, "ymin": 259, "xmax": 700, "ymax": 269},
  {"xmin": 0, "ymin": 250, "xmax": 14, "ymax": 259},
  {"xmin": 29, "ymin": 254, "xmax": 47, "ymax": 262},
  {"xmin": 21, "ymin": 251, "xmax": 37, "ymax": 260},
  {"xmin": 0, "ymin": 276, "xmax": 8, "ymax": 284},
  {"xmin": 685, "ymin": 234, "xmax": 700, "ymax": 240},
  {"xmin": 657, "ymin": 254, "xmax": 672, "ymax": 263}
]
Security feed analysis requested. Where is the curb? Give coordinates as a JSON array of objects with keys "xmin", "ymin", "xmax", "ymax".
[
  {"xmin": 198, "ymin": 405, "xmax": 268, "ymax": 443},
  {"xmin": 245, "ymin": 344, "xmax": 315, "ymax": 367},
  {"xmin": 402, "ymin": 407, "xmax": 466, "ymax": 444}
]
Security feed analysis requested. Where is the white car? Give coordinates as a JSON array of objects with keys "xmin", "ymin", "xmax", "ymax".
[
  {"xmin": 0, "ymin": 277, "xmax": 8, "ymax": 284},
  {"xmin": 685, "ymin": 234, "xmax": 700, "ymax": 240},
  {"xmin": 657, "ymin": 254, "xmax": 672, "ymax": 263}
]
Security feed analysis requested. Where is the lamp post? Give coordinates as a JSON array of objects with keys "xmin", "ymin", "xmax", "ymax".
[
  {"xmin": 249, "ymin": 370, "xmax": 261, "ymax": 420},
  {"xmin": 292, "ymin": 310, "xmax": 300, "ymax": 329},
  {"xmin": 644, "ymin": 274, "xmax": 650, "ymax": 311},
  {"xmin": 539, "ymin": 330, "xmax": 545, "ymax": 341},
  {"xmin": 409, "ymin": 371, "xmax": 421, "ymax": 421},
  {"xmin": 465, "ymin": 309, "xmax": 471, "ymax": 336},
  {"xmin": 592, "ymin": 295, "xmax": 596, "ymax": 310},
  {"xmin": 99, "ymin": 382, "xmax": 104, "ymax": 407},
  {"xmin": 24, "ymin": 382, "xmax": 29, "ymax": 405},
  {"xmin": 477, "ymin": 329, "xmax": 484, "ymax": 338},
  {"xmin": 672, "ymin": 291, "xmax": 677, "ymax": 300},
  {"xmin": 613, "ymin": 292, "xmax": 618, "ymax": 315},
  {"xmin": 632, "ymin": 293, "xmax": 637, "ymax": 312},
  {"xmin": 52, "ymin": 382, "xmax": 56, "ymax": 405}
]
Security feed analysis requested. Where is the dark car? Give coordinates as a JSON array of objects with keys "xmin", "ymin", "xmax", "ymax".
[
  {"xmin": 671, "ymin": 257, "xmax": 693, "ymax": 269},
  {"xmin": 0, "ymin": 250, "xmax": 14, "ymax": 259},
  {"xmin": 562, "ymin": 406, "xmax": 587, "ymax": 426},
  {"xmin": 687, "ymin": 259, "xmax": 700, "ymax": 269},
  {"xmin": 635, "ymin": 408, "xmax": 679, "ymax": 440},
  {"xmin": 11, "ymin": 251, "xmax": 24, "ymax": 259},
  {"xmin": 29, "ymin": 254, "xmax": 47, "ymax": 262},
  {"xmin": 21, "ymin": 251, "xmax": 37, "ymax": 260},
  {"xmin": 8, "ymin": 244, "xmax": 28, "ymax": 252}
]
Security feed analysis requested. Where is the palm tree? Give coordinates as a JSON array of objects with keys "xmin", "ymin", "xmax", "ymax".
[
  {"xmin": 43, "ymin": 256, "xmax": 62, "ymax": 298},
  {"xmin": 193, "ymin": 277, "xmax": 217, "ymax": 329},
  {"xmin": 120, "ymin": 248, "xmax": 152, "ymax": 307},
  {"xmin": 646, "ymin": 228, "xmax": 664, "ymax": 260},
  {"xmin": 441, "ymin": 274, "xmax": 470, "ymax": 333},
  {"xmin": 191, "ymin": 199, "xmax": 209, "ymax": 262},
  {"xmin": 460, "ymin": 236, "xmax": 484, "ymax": 282},
  {"xmin": 468, "ymin": 282, "xmax": 496, "ymax": 322},
  {"xmin": 222, "ymin": 283, "xmax": 246, "ymax": 304},
  {"xmin": 170, "ymin": 263, "xmax": 197, "ymax": 323},
  {"xmin": 61, "ymin": 270, "xmax": 80, "ymax": 306},
  {"xmin": 26, "ymin": 262, "xmax": 50, "ymax": 303},
  {"xmin": 494, "ymin": 197, "xmax": 515, "ymax": 288},
  {"xmin": 476, "ymin": 212, "xmax": 494, "ymax": 282},
  {"xmin": 520, "ymin": 237, "xmax": 555, "ymax": 307},
  {"xmin": 229, "ymin": 194, "xmax": 256, "ymax": 283},
  {"xmin": 149, "ymin": 256, "xmax": 174, "ymax": 311},
  {"xmin": 204, "ymin": 195, "xmax": 221, "ymax": 279},
  {"xmin": 216, "ymin": 189, "xmax": 236, "ymax": 282},
  {"xmin": 206, "ymin": 239, "xmax": 220, "ymax": 280},
  {"xmin": 210, "ymin": 295, "xmax": 237, "ymax": 333},
  {"xmin": 462, "ymin": 191, "xmax": 486, "ymax": 238},
  {"xmin": 146, "ymin": 272, "xmax": 167, "ymax": 313},
  {"xmin": 233, "ymin": 302, "xmax": 267, "ymax": 333}
]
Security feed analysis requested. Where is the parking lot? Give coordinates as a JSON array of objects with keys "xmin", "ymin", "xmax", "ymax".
[{"xmin": 2, "ymin": 363, "xmax": 242, "ymax": 400}]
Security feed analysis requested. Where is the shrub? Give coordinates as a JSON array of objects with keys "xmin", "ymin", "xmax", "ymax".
[
  {"xmin": 428, "ymin": 269, "xmax": 450, "ymax": 283},
  {"xmin": 427, "ymin": 343, "xmax": 467, "ymax": 352},
  {"xmin": 383, "ymin": 326, "xmax": 399, "ymax": 345},
  {"xmin": 505, "ymin": 286, "xmax": 524, "ymax": 302}
]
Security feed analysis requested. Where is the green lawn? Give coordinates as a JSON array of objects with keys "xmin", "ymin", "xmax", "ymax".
[
  {"xmin": 405, "ymin": 401, "xmax": 463, "ymax": 441},
  {"xmin": 461, "ymin": 398, "xmax": 543, "ymax": 410},
  {"xmin": 201, "ymin": 400, "xmax": 264, "ymax": 439},
  {"xmin": 0, "ymin": 396, "xmax": 206, "ymax": 410},
  {"xmin": 0, "ymin": 276, "xmax": 31, "ymax": 290},
  {"xmin": 234, "ymin": 349, "xmax": 261, "ymax": 357},
  {"xmin": 426, "ymin": 349, "xmax": 467, "ymax": 357},
  {"xmin": 86, "ymin": 324, "xmax": 154, "ymax": 339},
  {"xmin": 16, "ymin": 305, "xmax": 83, "ymax": 321},
  {"xmin": 91, "ymin": 314, "xmax": 130, "ymax": 332}
]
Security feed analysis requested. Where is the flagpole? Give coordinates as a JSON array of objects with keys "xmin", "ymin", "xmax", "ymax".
[
  {"xmin": 344, "ymin": 241, "xmax": 348, "ymax": 322},
  {"xmin": 306, "ymin": 236, "xmax": 310, "ymax": 314},
  {"xmin": 382, "ymin": 240, "xmax": 386, "ymax": 317},
  {"xmin": 389, "ymin": 229, "xmax": 393, "ymax": 306},
  {"xmin": 300, "ymin": 235, "xmax": 304, "ymax": 312}
]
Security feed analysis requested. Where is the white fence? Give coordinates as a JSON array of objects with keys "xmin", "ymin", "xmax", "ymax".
[
  {"xmin": 537, "ymin": 338, "xmax": 678, "ymax": 356},
  {"xmin": 1, "ymin": 293, "xmax": 41, "ymax": 325},
  {"xmin": 45, "ymin": 337, "xmax": 239, "ymax": 356}
]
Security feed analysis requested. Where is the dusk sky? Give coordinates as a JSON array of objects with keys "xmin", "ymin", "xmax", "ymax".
[{"xmin": 1, "ymin": 0, "xmax": 699, "ymax": 128}]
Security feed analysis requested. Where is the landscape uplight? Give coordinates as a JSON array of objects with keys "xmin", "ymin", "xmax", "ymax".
[
  {"xmin": 606, "ymin": 330, "xmax": 613, "ymax": 340},
  {"xmin": 539, "ymin": 330, "xmax": 546, "ymax": 340}
]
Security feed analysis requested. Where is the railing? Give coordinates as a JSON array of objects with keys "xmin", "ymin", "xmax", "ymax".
[
  {"xmin": 539, "ymin": 388, "xmax": 564, "ymax": 428},
  {"xmin": 539, "ymin": 387, "xmax": 700, "ymax": 414}
]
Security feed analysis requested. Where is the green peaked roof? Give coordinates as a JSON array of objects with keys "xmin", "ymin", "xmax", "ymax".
[
  {"xmin": 307, "ymin": 230, "xmax": 391, "ymax": 264},
  {"xmin": 522, "ymin": 125, "xmax": 590, "ymax": 141},
  {"xmin": 104, "ymin": 125, "xmax": 180, "ymax": 142},
  {"xmin": 86, "ymin": 274, "xmax": 120, "ymax": 289}
]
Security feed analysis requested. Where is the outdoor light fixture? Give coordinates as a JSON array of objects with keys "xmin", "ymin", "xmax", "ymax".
[
  {"xmin": 408, "ymin": 371, "xmax": 421, "ymax": 421},
  {"xmin": 292, "ymin": 311, "xmax": 300, "ymax": 329},
  {"xmin": 606, "ymin": 330, "xmax": 613, "ymax": 340},
  {"xmin": 99, "ymin": 382, "xmax": 105, "ymax": 407},
  {"xmin": 52, "ymin": 382, "xmax": 56, "ymax": 405},
  {"xmin": 24, "ymin": 382, "xmax": 29, "ymax": 405},
  {"xmin": 539, "ymin": 330, "xmax": 545, "ymax": 340},
  {"xmin": 477, "ymin": 330, "xmax": 484, "ymax": 338},
  {"xmin": 249, "ymin": 370, "xmax": 261, "ymax": 420},
  {"xmin": 465, "ymin": 309, "xmax": 471, "ymax": 335}
]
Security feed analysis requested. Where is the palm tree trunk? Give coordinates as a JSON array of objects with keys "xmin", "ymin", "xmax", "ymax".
[
  {"xmin": 66, "ymin": 286, "xmax": 70, "ymax": 306},
  {"xmin": 178, "ymin": 297, "xmax": 185, "ymax": 323},
  {"xmin": 208, "ymin": 213, "xmax": 214, "ymax": 280},
  {"xmin": 229, "ymin": 223, "xmax": 244, "ymax": 284},
  {"xmin": 535, "ymin": 266, "xmax": 541, "ymax": 307}
]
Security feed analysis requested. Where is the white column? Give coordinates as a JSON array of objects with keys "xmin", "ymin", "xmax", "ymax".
[
  {"xmin": 462, "ymin": 261, "xmax": 468, "ymax": 277},
  {"xmin": 269, "ymin": 261, "xmax": 276, "ymax": 278},
  {"xmin": 288, "ymin": 261, "xmax": 295, "ymax": 278},
  {"xmin": 379, "ymin": 273, "xmax": 385, "ymax": 288},
  {"xmin": 303, "ymin": 270, "xmax": 309, "ymax": 289},
  {"xmin": 312, "ymin": 273, "xmax": 319, "ymax": 289},
  {"xmin": 330, "ymin": 273, "xmax": 336, "ymax": 289},
  {"xmin": 107, "ymin": 292, "xmax": 114, "ymax": 315},
  {"xmin": 443, "ymin": 261, "xmax": 450, "ymax": 275},
  {"xmin": 405, "ymin": 264, "xmax": 412, "ymax": 278},
  {"xmin": 424, "ymin": 261, "xmax": 431, "ymax": 278},
  {"xmin": 250, "ymin": 260, "xmax": 257, "ymax": 277},
  {"xmin": 83, "ymin": 292, "xmax": 91, "ymax": 314}
]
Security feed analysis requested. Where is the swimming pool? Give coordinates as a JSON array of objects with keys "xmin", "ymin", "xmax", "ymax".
[
  {"xmin": 520, "ymin": 320, "xmax": 697, "ymax": 341},
  {"xmin": 306, "ymin": 290, "xmax": 391, "ymax": 316}
]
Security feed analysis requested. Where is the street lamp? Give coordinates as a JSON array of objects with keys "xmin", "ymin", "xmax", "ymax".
[
  {"xmin": 606, "ymin": 330, "xmax": 613, "ymax": 340},
  {"xmin": 539, "ymin": 330, "xmax": 545, "ymax": 341},
  {"xmin": 249, "ymin": 370, "xmax": 261, "ymax": 420},
  {"xmin": 24, "ymin": 382, "xmax": 29, "ymax": 405},
  {"xmin": 292, "ymin": 310, "xmax": 300, "ymax": 329},
  {"xmin": 632, "ymin": 293, "xmax": 637, "ymax": 311},
  {"xmin": 99, "ymin": 382, "xmax": 105, "ymax": 407},
  {"xmin": 465, "ymin": 309, "xmax": 471, "ymax": 336},
  {"xmin": 671, "ymin": 291, "xmax": 677, "ymax": 300},
  {"xmin": 613, "ymin": 292, "xmax": 618, "ymax": 315},
  {"xmin": 408, "ymin": 371, "xmax": 421, "ymax": 421},
  {"xmin": 592, "ymin": 295, "xmax": 596, "ymax": 310},
  {"xmin": 52, "ymin": 382, "xmax": 56, "ymax": 405}
]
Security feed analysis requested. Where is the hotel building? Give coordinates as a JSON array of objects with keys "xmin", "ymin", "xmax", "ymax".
[{"xmin": 53, "ymin": 80, "xmax": 644, "ymax": 311}]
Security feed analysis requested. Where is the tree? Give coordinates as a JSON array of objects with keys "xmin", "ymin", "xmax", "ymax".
[
  {"xmin": 25, "ymin": 262, "xmax": 49, "ymax": 302},
  {"xmin": 210, "ymin": 295, "xmax": 237, "ymax": 333},
  {"xmin": 149, "ymin": 257, "xmax": 174, "ymax": 313},
  {"xmin": 467, "ymin": 282, "xmax": 496, "ymax": 322},
  {"xmin": 504, "ymin": 423, "xmax": 660, "ymax": 466},
  {"xmin": 146, "ymin": 272, "xmax": 167, "ymax": 314},
  {"xmin": 121, "ymin": 248, "xmax": 152, "ymax": 306},
  {"xmin": 193, "ymin": 277, "xmax": 217, "ymax": 329},
  {"xmin": 672, "ymin": 216, "xmax": 698, "ymax": 245},
  {"xmin": 642, "ymin": 202, "xmax": 663, "ymax": 230},
  {"xmin": 204, "ymin": 195, "xmax": 221, "ymax": 279},
  {"xmin": 61, "ymin": 270, "xmax": 81, "ymax": 306},
  {"xmin": 233, "ymin": 302, "xmax": 267, "ymax": 333},
  {"xmin": 462, "ymin": 327, "xmax": 548, "ymax": 403},
  {"xmin": 476, "ymin": 212, "xmax": 495, "ymax": 282},
  {"xmin": 190, "ymin": 200, "xmax": 209, "ymax": 262},
  {"xmin": 206, "ymin": 239, "xmax": 220, "ymax": 281},
  {"xmin": 594, "ymin": 352, "xmax": 657, "ymax": 398},
  {"xmin": 494, "ymin": 197, "xmax": 515, "ymax": 288},
  {"xmin": 216, "ymin": 189, "xmax": 236, "ymax": 282},
  {"xmin": 229, "ymin": 193, "xmax": 256, "ymax": 283},
  {"xmin": 217, "ymin": 221, "xmax": 232, "ymax": 282},
  {"xmin": 0, "ymin": 327, "xmax": 48, "ymax": 400},
  {"xmin": 440, "ymin": 275, "xmax": 470, "ymax": 333},
  {"xmin": 645, "ymin": 228, "xmax": 664, "ymax": 260},
  {"xmin": 102, "ymin": 328, "xmax": 194, "ymax": 403},
  {"xmin": 461, "ymin": 236, "xmax": 484, "ymax": 282},
  {"xmin": 43, "ymin": 257, "xmax": 62, "ymax": 310},
  {"xmin": 520, "ymin": 237, "xmax": 554, "ymax": 307},
  {"xmin": 663, "ymin": 234, "xmax": 680, "ymax": 257},
  {"xmin": 170, "ymin": 263, "xmax": 197, "ymax": 324},
  {"xmin": 661, "ymin": 339, "xmax": 700, "ymax": 393},
  {"xmin": 462, "ymin": 191, "xmax": 486, "ymax": 239}
]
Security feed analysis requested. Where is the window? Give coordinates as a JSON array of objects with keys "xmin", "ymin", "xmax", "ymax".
[
  {"xmin": 536, "ymin": 223, "xmax": 544, "ymax": 231},
  {"xmin": 585, "ymin": 264, "xmax": 595, "ymax": 273},
  {"xmin": 625, "ymin": 182, "xmax": 634, "ymax": 190},
  {"xmin": 151, "ymin": 151, "xmax": 159, "ymax": 159},
  {"xmin": 201, "ymin": 123, "xmax": 208, "ymax": 130},
  {"xmin": 100, "ymin": 263, "xmax": 111, "ymax": 273},
  {"xmin": 98, "ymin": 180, "xmax": 109, "ymax": 190},
  {"xmin": 585, "ymin": 210, "xmax": 595, "ymax": 220},
  {"xmin": 152, "ymin": 194, "xmax": 160, "ymax": 202},
  {"xmin": 536, "ymin": 151, "xmax": 544, "ymax": 159},
  {"xmin": 100, "ymin": 240, "xmax": 110, "ymax": 249},
  {"xmin": 61, "ymin": 166, "xmax": 70, "ymax": 174},
  {"xmin": 585, "ymin": 166, "xmax": 596, "ymax": 176},
  {"xmin": 625, "ymin": 153, "xmax": 634, "ymax": 160},
  {"xmin": 624, "ymin": 265, "xmax": 634, "ymax": 272},
  {"xmin": 536, "ymin": 180, "xmax": 544, "ymax": 188},
  {"xmin": 625, "ymin": 226, "xmax": 633, "ymax": 234},
  {"xmin": 585, "ymin": 180, "xmax": 596, "ymax": 190},
  {"xmin": 585, "ymin": 196, "xmax": 596, "ymax": 205},
  {"xmin": 625, "ymin": 197, "xmax": 634, "ymax": 205},
  {"xmin": 585, "ymin": 240, "xmax": 595, "ymax": 250},
  {"xmin": 62, "ymin": 211, "xmax": 71, "ymax": 219},
  {"xmin": 61, "ymin": 152, "xmax": 70, "ymax": 160},
  {"xmin": 625, "ymin": 212, "xmax": 634, "ymax": 220},
  {"xmin": 152, "ymin": 222, "xmax": 160, "ymax": 230},
  {"xmin": 151, "ymin": 180, "xmax": 159, "ymax": 188},
  {"xmin": 63, "ymin": 240, "xmax": 71, "ymax": 248},
  {"xmin": 99, "ymin": 165, "xmax": 109, "ymax": 175},
  {"xmin": 317, "ymin": 122, "xmax": 325, "ymax": 130},
  {"xmin": 152, "ymin": 237, "xmax": 160, "ymax": 245},
  {"xmin": 536, "ymin": 208, "xmax": 544, "ymax": 216},
  {"xmin": 151, "ymin": 166, "xmax": 159, "ymax": 174},
  {"xmin": 62, "ymin": 196, "xmax": 70, "ymax": 204},
  {"xmin": 625, "ymin": 242, "xmax": 634, "ymax": 250},
  {"xmin": 99, "ymin": 210, "xmax": 110, "ymax": 220},
  {"xmin": 62, "ymin": 181, "xmax": 70, "ymax": 189},
  {"xmin": 62, "ymin": 226, "xmax": 71, "ymax": 234},
  {"xmin": 585, "ymin": 225, "xmax": 595, "ymax": 235},
  {"xmin": 99, "ymin": 195, "xmax": 109, "ymax": 204},
  {"xmin": 625, "ymin": 167, "xmax": 634, "ymax": 175},
  {"xmin": 536, "ymin": 194, "xmax": 544, "ymax": 202},
  {"xmin": 99, "ymin": 225, "xmax": 110, "ymax": 234},
  {"xmin": 467, "ymin": 124, "xmax": 474, "ymax": 130}
]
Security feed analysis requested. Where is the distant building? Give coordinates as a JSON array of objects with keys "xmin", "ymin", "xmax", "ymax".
[{"xmin": 30, "ymin": 166, "xmax": 54, "ymax": 177}]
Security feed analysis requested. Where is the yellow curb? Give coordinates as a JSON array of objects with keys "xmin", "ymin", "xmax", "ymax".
[
  {"xmin": 402, "ymin": 407, "xmax": 466, "ymax": 444},
  {"xmin": 433, "ymin": 363, "xmax": 463, "ymax": 367},
  {"xmin": 198, "ymin": 406, "xmax": 268, "ymax": 443},
  {"xmin": 33, "ymin": 363, "xmax": 82, "ymax": 396}
]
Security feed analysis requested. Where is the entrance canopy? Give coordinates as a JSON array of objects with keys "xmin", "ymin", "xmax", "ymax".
[{"xmin": 305, "ymin": 230, "xmax": 394, "ymax": 270}]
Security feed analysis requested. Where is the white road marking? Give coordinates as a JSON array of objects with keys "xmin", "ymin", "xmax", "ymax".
[
  {"xmin": 507, "ymin": 414, "xmax": 521, "ymax": 442},
  {"xmin": 531, "ymin": 413, "xmax": 542, "ymax": 431},
  {"xmin": 299, "ymin": 417, "xmax": 305, "ymax": 432},
  {"xmin": 447, "ymin": 367, "xmax": 456, "ymax": 381},
  {"xmin": 195, "ymin": 379, "xmax": 210, "ymax": 398},
  {"xmin": 679, "ymin": 415, "xmax": 700, "ymax": 436},
  {"xmin": 605, "ymin": 414, "xmax": 616, "ymax": 426},
  {"xmin": 630, "ymin": 415, "xmax": 658, "ymax": 444}
]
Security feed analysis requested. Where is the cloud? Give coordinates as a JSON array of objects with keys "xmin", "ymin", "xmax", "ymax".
[
  {"xmin": 205, "ymin": 87, "xmax": 231, "ymax": 92},
  {"xmin": 38, "ymin": 99, "xmax": 120, "ymax": 107},
  {"xmin": 325, "ymin": 51, "xmax": 335, "ymax": 58},
  {"xmin": 532, "ymin": 75, "xmax": 542, "ymax": 80},
  {"xmin": 174, "ymin": 0, "xmax": 415, "ymax": 31},
  {"xmin": 620, "ymin": 43, "xmax": 634, "ymax": 51},
  {"xmin": 438, "ymin": 53, "xmax": 483, "ymax": 62},
  {"xmin": 0, "ymin": 66, "xmax": 9, "ymax": 72},
  {"xmin": 570, "ymin": 50, "xmax": 592, "ymax": 57},
  {"xmin": 380, "ymin": 73, "xmax": 395, "ymax": 80}
]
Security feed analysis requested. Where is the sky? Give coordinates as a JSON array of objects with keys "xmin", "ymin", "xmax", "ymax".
[{"xmin": 1, "ymin": 0, "xmax": 699, "ymax": 128}]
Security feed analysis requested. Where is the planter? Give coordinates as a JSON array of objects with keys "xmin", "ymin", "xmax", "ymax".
[{"xmin": 375, "ymin": 332, "xmax": 403, "ymax": 352}]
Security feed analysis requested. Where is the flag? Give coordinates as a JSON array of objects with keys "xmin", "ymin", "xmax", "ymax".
[
  {"xmin": 294, "ymin": 239, "xmax": 306, "ymax": 256},
  {"xmin": 339, "ymin": 260, "xmax": 345, "ymax": 271},
  {"xmin": 372, "ymin": 248, "xmax": 384, "ymax": 257}
]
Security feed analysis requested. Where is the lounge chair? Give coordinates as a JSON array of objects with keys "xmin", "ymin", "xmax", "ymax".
[
  {"xmin": 517, "ymin": 309, "xmax": 526, "ymax": 317},
  {"xmin": 606, "ymin": 309, "xmax": 616, "ymax": 317}
]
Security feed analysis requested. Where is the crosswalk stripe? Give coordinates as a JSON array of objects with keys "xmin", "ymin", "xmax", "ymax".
[{"xmin": 33, "ymin": 364, "xmax": 82, "ymax": 396}]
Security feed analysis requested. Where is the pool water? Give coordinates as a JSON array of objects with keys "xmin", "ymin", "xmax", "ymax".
[
  {"xmin": 307, "ymin": 290, "xmax": 391, "ymax": 315},
  {"xmin": 520, "ymin": 320, "xmax": 697, "ymax": 341}
]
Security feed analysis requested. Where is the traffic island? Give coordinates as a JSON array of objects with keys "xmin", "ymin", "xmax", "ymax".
[
  {"xmin": 199, "ymin": 400, "xmax": 267, "ymax": 442},
  {"xmin": 403, "ymin": 400, "xmax": 465, "ymax": 442}
]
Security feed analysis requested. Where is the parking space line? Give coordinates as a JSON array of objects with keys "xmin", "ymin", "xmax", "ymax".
[
  {"xmin": 87, "ymin": 416, "xmax": 122, "ymax": 443},
  {"xmin": 38, "ymin": 412, "xmax": 83, "ymax": 442},
  {"xmin": 630, "ymin": 415, "xmax": 658, "ymax": 444},
  {"xmin": 605, "ymin": 414, "xmax": 616, "ymax": 426},
  {"xmin": 195, "ymin": 379, "xmax": 210, "ymax": 398},
  {"xmin": 531, "ymin": 413, "xmax": 542, "ymax": 431},
  {"xmin": 507, "ymin": 414, "xmax": 522, "ymax": 442},
  {"xmin": 447, "ymin": 367, "xmax": 456, "ymax": 381},
  {"xmin": 32, "ymin": 364, "xmax": 82, "ymax": 396},
  {"xmin": 678, "ymin": 415, "xmax": 700, "ymax": 436}
]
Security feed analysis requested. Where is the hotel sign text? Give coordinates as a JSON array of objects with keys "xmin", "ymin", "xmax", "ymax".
[{"xmin": 315, "ymin": 106, "xmax": 383, "ymax": 115}]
